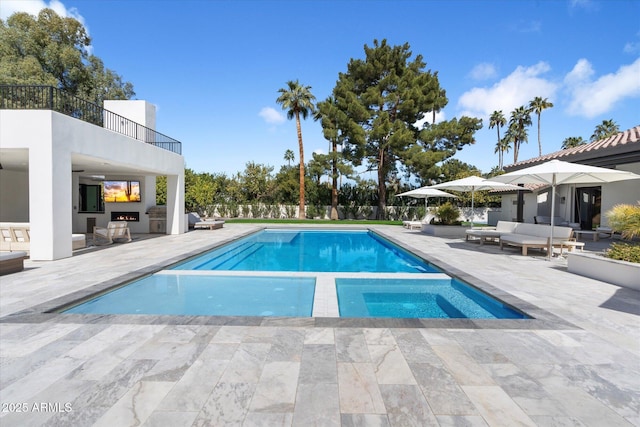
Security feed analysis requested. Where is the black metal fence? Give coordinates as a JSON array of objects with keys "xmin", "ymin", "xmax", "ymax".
[{"xmin": 0, "ymin": 85, "xmax": 182, "ymax": 155}]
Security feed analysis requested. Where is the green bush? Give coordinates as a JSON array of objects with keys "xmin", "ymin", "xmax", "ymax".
[
  {"xmin": 606, "ymin": 203, "xmax": 640, "ymax": 240},
  {"xmin": 434, "ymin": 202, "xmax": 460, "ymax": 225},
  {"xmin": 605, "ymin": 242, "xmax": 640, "ymax": 263}
]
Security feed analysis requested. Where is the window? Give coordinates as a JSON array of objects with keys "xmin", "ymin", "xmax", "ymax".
[{"xmin": 79, "ymin": 184, "xmax": 104, "ymax": 213}]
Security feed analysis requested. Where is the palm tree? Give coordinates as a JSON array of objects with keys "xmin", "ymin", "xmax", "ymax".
[
  {"xmin": 591, "ymin": 119, "xmax": 619, "ymax": 142},
  {"xmin": 489, "ymin": 110, "xmax": 507, "ymax": 169},
  {"xmin": 276, "ymin": 80, "xmax": 316, "ymax": 219},
  {"xmin": 283, "ymin": 149, "xmax": 295, "ymax": 166},
  {"xmin": 508, "ymin": 106, "xmax": 532, "ymax": 163},
  {"xmin": 529, "ymin": 97, "xmax": 554, "ymax": 156},
  {"xmin": 561, "ymin": 136, "xmax": 587, "ymax": 150},
  {"xmin": 494, "ymin": 136, "xmax": 512, "ymax": 170}
]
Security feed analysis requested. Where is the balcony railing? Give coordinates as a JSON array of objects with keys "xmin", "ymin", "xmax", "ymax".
[{"xmin": 0, "ymin": 85, "xmax": 182, "ymax": 155}]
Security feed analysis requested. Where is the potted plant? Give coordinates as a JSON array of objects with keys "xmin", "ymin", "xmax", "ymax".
[
  {"xmin": 421, "ymin": 202, "xmax": 468, "ymax": 238},
  {"xmin": 567, "ymin": 203, "xmax": 640, "ymax": 290}
]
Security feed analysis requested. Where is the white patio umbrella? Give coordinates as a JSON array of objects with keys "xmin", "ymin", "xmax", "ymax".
[
  {"xmin": 492, "ymin": 159, "xmax": 640, "ymax": 259},
  {"xmin": 395, "ymin": 187, "xmax": 457, "ymax": 208},
  {"xmin": 430, "ymin": 176, "xmax": 523, "ymax": 227}
]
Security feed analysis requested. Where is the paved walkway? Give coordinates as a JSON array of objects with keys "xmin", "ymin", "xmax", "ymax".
[{"xmin": 0, "ymin": 224, "xmax": 638, "ymax": 426}]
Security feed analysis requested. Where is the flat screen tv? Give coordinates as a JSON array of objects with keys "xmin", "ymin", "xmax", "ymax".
[{"xmin": 103, "ymin": 180, "xmax": 141, "ymax": 203}]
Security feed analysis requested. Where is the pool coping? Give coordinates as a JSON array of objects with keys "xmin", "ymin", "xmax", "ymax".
[{"xmin": 0, "ymin": 226, "xmax": 579, "ymax": 330}]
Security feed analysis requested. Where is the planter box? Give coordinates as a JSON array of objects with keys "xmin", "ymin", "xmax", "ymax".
[
  {"xmin": 567, "ymin": 252, "xmax": 640, "ymax": 290},
  {"xmin": 421, "ymin": 225, "xmax": 469, "ymax": 238}
]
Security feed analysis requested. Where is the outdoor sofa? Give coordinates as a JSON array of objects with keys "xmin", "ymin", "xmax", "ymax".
[
  {"xmin": 0, "ymin": 251, "xmax": 27, "ymax": 275},
  {"xmin": 466, "ymin": 221, "xmax": 575, "ymax": 256},
  {"xmin": 188, "ymin": 212, "xmax": 225, "ymax": 230},
  {"xmin": 0, "ymin": 222, "xmax": 30, "ymax": 253},
  {"xmin": 499, "ymin": 223, "xmax": 575, "ymax": 256},
  {"xmin": 465, "ymin": 221, "xmax": 519, "ymax": 245}
]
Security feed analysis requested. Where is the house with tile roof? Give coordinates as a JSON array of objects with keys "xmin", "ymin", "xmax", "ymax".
[{"xmin": 491, "ymin": 126, "xmax": 640, "ymax": 229}]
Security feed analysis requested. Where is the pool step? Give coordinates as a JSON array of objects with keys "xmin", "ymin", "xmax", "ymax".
[
  {"xmin": 192, "ymin": 241, "xmax": 262, "ymax": 270},
  {"xmin": 214, "ymin": 243, "xmax": 264, "ymax": 270}
]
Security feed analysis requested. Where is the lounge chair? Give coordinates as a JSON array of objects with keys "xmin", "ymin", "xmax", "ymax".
[
  {"xmin": 93, "ymin": 221, "xmax": 132, "ymax": 245},
  {"xmin": 403, "ymin": 213, "xmax": 436, "ymax": 231},
  {"xmin": 189, "ymin": 212, "xmax": 225, "ymax": 230}
]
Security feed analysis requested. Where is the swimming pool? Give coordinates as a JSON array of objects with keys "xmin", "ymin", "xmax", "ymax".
[
  {"xmin": 172, "ymin": 229, "xmax": 440, "ymax": 273},
  {"xmin": 336, "ymin": 278, "xmax": 526, "ymax": 319},
  {"xmin": 64, "ymin": 275, "xmax": 316, "ymax": 317},
  {"xmin": 63, "ymin": 229, "xmax": 528, "ymax": 319}
]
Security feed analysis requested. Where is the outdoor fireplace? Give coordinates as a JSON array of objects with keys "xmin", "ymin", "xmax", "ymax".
[{"xmin": 111, "ymin": 211, "xmax": 140, "ymax": 222}]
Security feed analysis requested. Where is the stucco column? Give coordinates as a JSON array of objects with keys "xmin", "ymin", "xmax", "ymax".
[
  {"xmin": 29, "ymin": 147, "xmax": 73, "ymax": 260},
  {"xmin": 166, "ymin": 172, "xmax": 184, "ymax": 234}
]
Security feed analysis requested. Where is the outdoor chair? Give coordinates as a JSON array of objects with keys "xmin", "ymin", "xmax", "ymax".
[
  {"xmin": 93, "ymin": 221, "xmax": 132, "ymax": 245},
  {"xmin": 403, "ymin": 213, "xmax": 436, "ymax": 231}
]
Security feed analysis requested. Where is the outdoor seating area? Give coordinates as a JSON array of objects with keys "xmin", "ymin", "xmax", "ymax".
[
  {"xmin": 499, "ymin": 223, "xmax": 574, "ymax": 256},
  {"xmin": 465, "ymin": 220, "xmax": 576, "ymax": 256},
  {"xmin": 465, "ymin": 220, "xmax": 518, "ymax": 245},
  {"xmin": 188, "ymin": 212, "xmax": 225, "ymax": 230},
  {"xmin": 92, "ymin": 221, "xmax": 132, "ymax": 245}
]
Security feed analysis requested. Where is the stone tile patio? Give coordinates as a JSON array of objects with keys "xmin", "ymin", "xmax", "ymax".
[{"xmin": 0, "ymin": 224, "xmax": 638, "ymax": 426}]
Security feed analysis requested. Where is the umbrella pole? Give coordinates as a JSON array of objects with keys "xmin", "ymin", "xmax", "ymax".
[
  {"xmin": 548, "ymin": 175, "xmax": 557, "ymax": 260},
  {"xmin": 470, "ymin": 189, "xmax": 475, "ymax": 228}
]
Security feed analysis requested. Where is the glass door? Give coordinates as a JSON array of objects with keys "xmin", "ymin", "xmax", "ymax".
[{"xmin": 574, "ymin": 187, "xmax": 601, "ymax": 230}]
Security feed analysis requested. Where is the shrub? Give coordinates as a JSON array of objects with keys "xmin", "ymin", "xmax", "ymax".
[
  {"xmin": 284, "ymin": 205, "xmax": 297, "ymax": 218},
  {"xmin": 360, "ymin": 205, "xmax": 373, "ymax": 220},
  {"xmin": 605, "ymin": 242, "xmax": 640, "ymax": 263},
  {"xmin": 606, "ymin": 203, "xmax": 640, "ymax": 240},
  {"xmin": 434, "ymin": 202, "xmax": 460, "ymax": 225}
]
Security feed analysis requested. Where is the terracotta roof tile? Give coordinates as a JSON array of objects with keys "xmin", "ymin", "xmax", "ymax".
[{"xmin": 505, "ymin": 125, "xmax": 640, "ymax": 170}]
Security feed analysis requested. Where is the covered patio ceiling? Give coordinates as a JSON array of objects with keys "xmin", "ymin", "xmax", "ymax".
[{"xmin": 0, "ymin": 149, "xmax": 170, "ymax": 176}]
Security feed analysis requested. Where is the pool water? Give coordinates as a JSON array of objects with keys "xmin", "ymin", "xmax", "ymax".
[
  {"xmin": 336, "ymin": 278, "xmax": 526, "ymax": 319},
  {"xmin": 62, "ymin": 229, "xmax": 528, "ymax": 319},
  {"xmin": 64, "ymin": 275, "xmax": 316, "ymax": 317},
  {"xmin": 173, "ymin": 230, "xmax": 440, "ymax": 273}
]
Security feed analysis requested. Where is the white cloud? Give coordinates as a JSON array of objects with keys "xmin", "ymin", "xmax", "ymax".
[
  {"xmin": 415, "ymin": 110, "xmax": 446, "ymax": 129},
  {"xmin": 258, "ymin": 107, "xmax": 285, "ymax": 124},
  {"xmin": 469, "ymin": 63, "xmax": 497, "ymax": 81},
  {"xmin": 564, "ymin": 58, "xmax": 640, "ymax": 118},
  {"xmin": 457, "ymin": 61, "xmax": 558, "ymax": 120},
  {"xmin": 313, "ymin": 148, "xmax": 326, "ymax": 155}
]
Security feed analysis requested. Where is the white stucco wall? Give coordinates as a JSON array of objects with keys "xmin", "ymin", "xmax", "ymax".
[
  {"xmin": 104, "ymin": 100, "xmax": 156, "ymax": 132},
  {"xmin": 0, "ymin": 108, "xmax": 185, "ymax": 260},
  {"xmin": 0, "ymin": 168, "xmax": 29, "ymax": 221},
  {"xmin": 600, "ymin": 162, "xmax": 640, "ymax": 227}
]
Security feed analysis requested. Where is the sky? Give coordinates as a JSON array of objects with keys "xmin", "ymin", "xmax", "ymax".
[{"xmin": 3, "ymin": 0, "xmax": 640, "ymax": 185}]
